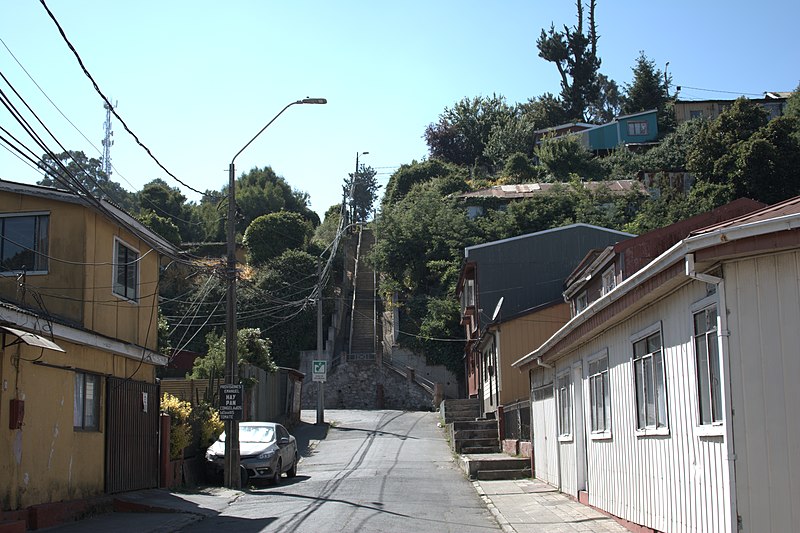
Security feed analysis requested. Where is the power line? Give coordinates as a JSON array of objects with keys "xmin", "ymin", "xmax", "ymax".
[
  {"xmin": 676, "ymin": 84, "xmax": 763, "ymax": 97},
  {"xmin": 38, "ymin": 0, "xmax": 220, "ymax": 200}
]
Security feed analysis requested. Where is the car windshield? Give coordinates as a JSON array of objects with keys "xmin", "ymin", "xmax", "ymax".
[{"xmin": 239, "ymin": 426, "xmax": 275, "ymax": 443}]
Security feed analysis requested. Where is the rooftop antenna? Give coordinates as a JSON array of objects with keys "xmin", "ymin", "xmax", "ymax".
[{"xmin": 101, "ymin": 99, "xmax": 117, "ymax": 177}]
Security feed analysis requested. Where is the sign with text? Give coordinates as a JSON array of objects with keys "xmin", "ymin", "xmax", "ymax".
[
  {"xmin": 312, "ymin": 360, "xmax": 327, "ymax": 382},
  {"xmin": 218, "ymin": 384, "xmax": 243, "ymax": 421}
]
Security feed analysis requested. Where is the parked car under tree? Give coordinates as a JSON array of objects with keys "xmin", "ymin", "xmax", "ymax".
[{"xmin": 206, "ymin": 422, "xmax": 298, "ymax": 485}]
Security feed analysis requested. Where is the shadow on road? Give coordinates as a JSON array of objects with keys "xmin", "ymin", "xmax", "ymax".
[{"xmin": 291, "ymin": 420, "xmax": 329, "ymax": 457}]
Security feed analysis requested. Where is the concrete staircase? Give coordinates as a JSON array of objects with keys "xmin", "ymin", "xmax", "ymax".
[
  {"xmin": 450, "ymin": 419, "xmax": 500, "ymax": 454},
  {"xmin": 458, "ymin": 454, "xmax": 533, "ymax": 481},
  {"xmin": 349, "ymin": 229, "xmax": 376, "ymax": 357},
  {"xmin": 442, "ymin": 398, "xmax": 531, "ymax": 480},
  {"xmin": 440, "ymin": 398, "xmax": 480, "ymax": 423},
  {"xmin": 442, "ymin": 399, "xmax": 500, "ymax": 454}
]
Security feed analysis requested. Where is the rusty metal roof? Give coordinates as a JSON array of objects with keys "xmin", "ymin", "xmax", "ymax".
[
  {"xmin": 456, "ymin": 180, "xmax": 644, "ymax": 200},
  {"xmin": 692, "ymin": 196, "xmax": 800, "ymax": 235}
]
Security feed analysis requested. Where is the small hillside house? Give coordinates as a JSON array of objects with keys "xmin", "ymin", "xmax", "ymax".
[
  {"xmin": 513, "ymin": 197, "xmax": 800, "ymax": 532},
  {"xmin": 457, "ymin": 224, "xmax": 633, "ymax": 418},
  {"xmin": 0, "ymin": 180, "xmax": 180, "ymax": 514},
  {"xmin": 534, "ymin": 110, "xmax": 659, "ymax": 153}
]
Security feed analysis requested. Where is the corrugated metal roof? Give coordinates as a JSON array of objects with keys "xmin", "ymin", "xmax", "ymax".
[
  {"xmin": 692, "ymin": 196, "xmax": 800, "ymax": 235},
  {"xmin": 456, "ymin": 180, "xmax": 644, "ymax": 200}
]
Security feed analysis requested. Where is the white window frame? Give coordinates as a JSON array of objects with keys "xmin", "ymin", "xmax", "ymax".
[
  {"xmin": 601, "ymin": 267, "xmax": 616, "ymax": 296},
  {"xmin": 575, "ymin": 291, "xmax": 588, "ymax": 314},
  {"xmin": 557, "ymin": 370, "xmax": 572, "ymax": 442},
  {"xmin": 631, "ymin": 322, "xmax": 669, "ymax": 436},
  {"xmin": 627, "ymin": 121, "xmax": 649, "ymax": 136},
  {"xmin": 0, "ymin": 212, "xmax": 49, "ymax": 275},
  {"xmin": 587, "ymin": 349, "xmax": 612, "ymax": 440},
  {"xmin": 74, "ymin": 372, "xmax": 101, "ymax": 431},
  {"xmin": 113, "ymin": 237, "xmax": 140, "ymax": 303},
  {"xmin": 691, "ymin": 295, "xmax": 725, "ymax": 435}
]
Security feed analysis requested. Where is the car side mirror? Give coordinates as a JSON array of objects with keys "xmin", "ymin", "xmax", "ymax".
[{"xmin": 278, "ymin": 437, "xmax": 289, "ymax": 446}]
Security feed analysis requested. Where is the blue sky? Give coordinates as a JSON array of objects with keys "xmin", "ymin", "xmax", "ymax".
[{"xmin": 1, "ymin": 1, "xmax": 798, "ymax": 219}]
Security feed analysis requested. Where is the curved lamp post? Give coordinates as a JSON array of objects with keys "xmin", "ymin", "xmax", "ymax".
[{"xmin": 224, "ymin": 97, "xmax": 326, "ymax": 489}]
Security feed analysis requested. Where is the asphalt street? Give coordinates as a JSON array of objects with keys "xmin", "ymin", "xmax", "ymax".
[{"xmin": 179, "ymin": 409, "xmax": 501, "ymax": 533}]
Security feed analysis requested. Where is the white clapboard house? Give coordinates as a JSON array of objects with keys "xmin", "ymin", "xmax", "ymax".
[{"xmin": 513, "ymin": 196, "xmax": 800, "ymax": 532}]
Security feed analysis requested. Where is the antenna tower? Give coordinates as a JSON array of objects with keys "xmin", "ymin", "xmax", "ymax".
[{"xmin": 101, "ymin": 100, "xmax": 116, "ymax": 177}]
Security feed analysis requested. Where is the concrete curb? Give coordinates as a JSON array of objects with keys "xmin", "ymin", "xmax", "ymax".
[{"xmin": 472, "ymin": 481, "xmax": 517, "ymax": 533}]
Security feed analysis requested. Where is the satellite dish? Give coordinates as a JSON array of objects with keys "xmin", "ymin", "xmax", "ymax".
[{"xmin": 492, "ymin": 297, "xmax": 504, "ymax": 322}]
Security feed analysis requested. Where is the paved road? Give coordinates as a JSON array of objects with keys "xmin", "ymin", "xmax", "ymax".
[{"xmin": 181, "ymin": 409, "xmax": 501, "ymax": 533}]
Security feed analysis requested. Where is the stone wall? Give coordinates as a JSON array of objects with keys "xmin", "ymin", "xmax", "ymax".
[{"xmin": 301, "ymin": 360, "xmax": 433, "ymax": 411}]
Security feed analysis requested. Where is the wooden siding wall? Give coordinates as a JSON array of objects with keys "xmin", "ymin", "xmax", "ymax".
[
  {"xmin": 725, "ymin": 251, "xmax": 800, "ymax": 533},
  {"xmin": 499, "ymin": 303, "xmax": 571, "ymax": 407},
  {"xmin": 546, "ymin": 280, "xmax": 731, "ymax": 533}
]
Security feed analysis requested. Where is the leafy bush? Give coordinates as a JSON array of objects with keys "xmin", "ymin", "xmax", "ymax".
[
  {"xmin": 190, "ymin": 400, "xmax": 224, "ymax": 449},
  {"xmin": 161, "ymin": 393, "xmax": 193, "ymax": 460}
]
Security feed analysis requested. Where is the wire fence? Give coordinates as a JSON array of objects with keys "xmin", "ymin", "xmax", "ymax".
[{"xmin": 502, "ymin": 399, "xmax": 531, "ymax": 441}]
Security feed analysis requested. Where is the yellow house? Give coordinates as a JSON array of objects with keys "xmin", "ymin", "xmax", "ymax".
[{"xmin": 0, "ymin": 180, "xmax": 180, "ymax": 514}]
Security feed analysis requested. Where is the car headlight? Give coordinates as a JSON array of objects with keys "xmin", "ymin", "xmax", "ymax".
[{"xmin": 258, "ymin": 450, "xmax": 276, "ymax": 460}]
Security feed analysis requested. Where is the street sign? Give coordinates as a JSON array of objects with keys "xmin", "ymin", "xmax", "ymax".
[
  {"xmin": 218, "ymin": 384, "xmax": 243, "ymax": 421},
  {"xmin": 312, "ymin": 360, "xmax": 327, "ymax": 382}
]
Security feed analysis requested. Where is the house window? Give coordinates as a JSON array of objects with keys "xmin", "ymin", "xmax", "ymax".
[
  {"xmin": 601, "ymin": 267, "xmax": 616, "ymax": 296},
  {"xmin": 74, "ymin": 372, "xmax": 101, "ymax": 431},
  {"xmin": 113, "ymin": 238, "xmax": 139, "ymax": 301},
  {"xmin": 557, "ymin": 372, "xmax": 572, "ymax": 438},
  {"xmin": 633, "ymin": 328, "xmax": 668, "ymax": 431},
  {"xmin": 0, "ymin": 214, "xmax": 49, "ymax": 273},
  {"xmin": 694, "ymin": 305, "xmax": 722, "ymax": 424},
  {"xmin": 689, "ymin": 110, "xmax": 704, "ymax": 120},
  {"xmin": 588, "ymin": 353, "xmax": 610, "ymax": 434},
  {"xmin": 627, "ymin": 121, "xmax": 649, "ymax": 136},
  {"xmin": 575, "ymin": 291, "xmax": 588, "ymax": 314}
]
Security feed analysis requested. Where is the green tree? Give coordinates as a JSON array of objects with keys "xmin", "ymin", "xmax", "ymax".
[
  {"xmin": 519, "ymin": 93, "xmax": 570, "ymax": 130},
  {"xmin": 587, "ymin": 73, "xmax": 623, "ymax": 123},
  {"xmin": 136, "ymin": 179, "xmax": 196, "ymax": 242},
  {"xmin": 730, "ymin": 115, "xmax": 800, "ymax": 203},
  {"xmin": 623, "ymin": 52, "xmax": 675, "ymax": 134},
  {"xmin": 232, "ymin": 167, "xmax": 319, "ymax": 235},
  {"xmin": 502, "ymin": 152, "xmax": 540, "ymax": 182},
  {"xmin": 687, "ymin": 98, "xmax": 769, "ymax": 185},
  {"xmin": 189, "ymin": 328, "xmax": 275, "ymax": 380},
  {"xmin": 345, "ymin": 163, "xmax": 379, "ymax": 223},
  {"xmin": 641, "ymin": 118, "xmax": 705, "ymax": 171},
  {"xmin": 483, "ymin": 109, "xmax": 538, "ymax": 169},
  {"xmin": 625, "ymin": 179, "xmax": 734, "ymax": 234},
  {"xmin": 785, "ymin": 82, "xmax": 800, "ymax": 119},
  {"xmin": 424, "ymin": 94, "xmax": 514, "ymax": 170},
  {"xmin": 535, "ymin": 134, "xmax": 602, "ymax": 180},
  {"xmin": 138, "ymin": 211, "xmax": 182, "ymax": 245},
  {"xmin": 536, "ymin": 0, "xmax": 601, "ymax": 121},
  {"xmin": 383, "ymin": 159, "xmax": 466, "ymax": 206},
  {"xmin": 244, "ymin": 210, "xmax": 312, "ymax": 265},
  {"xmin": 37, "ymin": 150, "xmax": 134, "ymax": 209},
  {"xmin": 252, "ymin": 249, "xmax": 318, "ymax": 368}
]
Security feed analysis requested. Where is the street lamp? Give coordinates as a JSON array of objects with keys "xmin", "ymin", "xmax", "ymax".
[{"xmin": 224, "ymin": 97, "xmax": 326, "ymax": 489}]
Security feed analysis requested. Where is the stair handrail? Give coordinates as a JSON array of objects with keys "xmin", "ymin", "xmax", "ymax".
[{"xmin": 348, "ymin": 225, "xmax": 363, "ymax": 356}]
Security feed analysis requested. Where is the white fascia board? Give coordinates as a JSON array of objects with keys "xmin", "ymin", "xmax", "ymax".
[
  {"xmin": 512, "ymin": 211, "xmax": 800, "ymax": 368},
  {"xmin": 0, "ymin": 306, "xmax": 168, "ymax": 366}
]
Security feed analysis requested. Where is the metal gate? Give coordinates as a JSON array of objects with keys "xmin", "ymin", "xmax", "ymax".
[{"xmin": 105, "ymin": 377, "xmax": 160, "ymax": 493}]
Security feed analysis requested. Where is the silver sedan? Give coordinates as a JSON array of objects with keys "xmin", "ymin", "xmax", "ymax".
[{"xmin": 206, "ymin": 422, "xmax": 298, "ymax": 485}]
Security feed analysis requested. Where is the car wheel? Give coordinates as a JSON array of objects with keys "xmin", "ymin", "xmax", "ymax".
[
  {"xmin": 271, "ymin": 459, "xmax": 282, "ymax": 485},
  {"xmin": 240, "ymin": 465, "xmax": 250, "ymax": 487},
  {"xmin": 287, "ymin": 454, "xmax": 298, "ymax": 478}
]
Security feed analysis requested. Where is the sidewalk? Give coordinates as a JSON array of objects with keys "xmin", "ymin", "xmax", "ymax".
[{"xmin": 472, "ymin": 478, "xmax": 629, "ymax": 533}]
